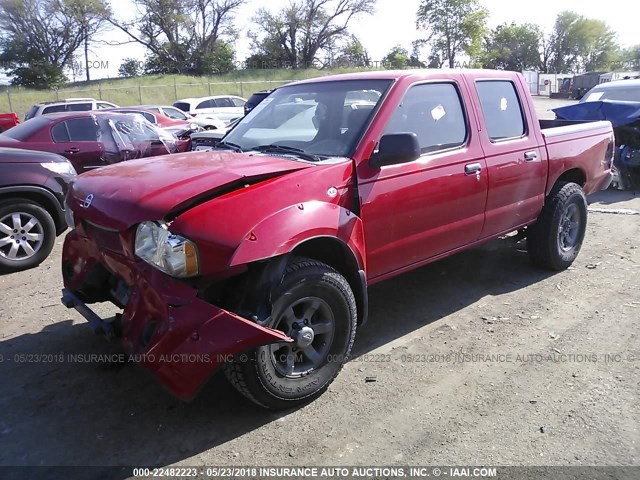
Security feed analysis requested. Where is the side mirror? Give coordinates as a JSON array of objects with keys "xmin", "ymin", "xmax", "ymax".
[{"xmin": 369, "ymin": 133, "xmax": 421, "ymax": 169}]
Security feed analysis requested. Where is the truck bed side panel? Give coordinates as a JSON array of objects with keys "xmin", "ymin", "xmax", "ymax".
[{"xmin": 542, "ymin": 121, "xmax": 613, "ymax": 195}]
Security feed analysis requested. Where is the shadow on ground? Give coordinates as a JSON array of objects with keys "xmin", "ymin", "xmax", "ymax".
[
  {"xmin": 587, "ymin": 188, "xmax": 639, "ymax": 206},
  {"xmin": 0, "ymin": 236, "xmax": 554, "ymax": 479}
]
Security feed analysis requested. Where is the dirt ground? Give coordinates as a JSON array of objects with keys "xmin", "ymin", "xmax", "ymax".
[{"xmin": 0, "ymin": 97, "xmax": 639, "ymax": 479}]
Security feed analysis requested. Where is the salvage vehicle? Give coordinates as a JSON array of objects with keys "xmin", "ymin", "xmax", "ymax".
[
  {"xmin": 190, "ymin": 118, "xmax": 241, "ymax": 151},
  {"xmin": 0, "ymin": 112, "xmax": 189, "ymax": 174},
  {"xmin": 61, "ymin": 70, "xmax": 613, "ymax": 409},
  {"xmin": 134, "ymin": 105, "xmax": 226, "ymax": 131},
  {"xmin": 580, "ymin": 78, "xmax": 640, "ymax": 103},
  {"xmin": 106, "ymin": 107, "xmax": 203, "ymax": 138},
  {"xmin": 554, "ymin": 99, "xmax": 640, "ymax": 190},
  {"xmin": 0, "ymin": 147, "xmax": 76, "ymax": 272},
  {"xmin": 0, "ymin": 113, "xmax": 20, "ymax": 133}
]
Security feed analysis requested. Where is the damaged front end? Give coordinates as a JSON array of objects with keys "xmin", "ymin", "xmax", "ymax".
[{"xmin": 61, "ymin": 228, "xmax": 291, "ymax": 400}]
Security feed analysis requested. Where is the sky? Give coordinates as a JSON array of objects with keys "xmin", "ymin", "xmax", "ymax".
[{"xmin": 81, "ymin": 0, "xmax": 638, "ymax": 80}]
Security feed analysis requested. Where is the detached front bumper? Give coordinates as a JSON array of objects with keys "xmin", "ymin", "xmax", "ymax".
[{"xmin": 61, "ymin": 230, "xmax": 291, "ymax": 400}]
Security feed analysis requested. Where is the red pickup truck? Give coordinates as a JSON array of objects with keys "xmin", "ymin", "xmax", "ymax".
[
  {"xmin": 0, "ymin": 113, "xmax": 19, "ymax": 133},
  {"xmin": 61, "ymin": 70, "xmax": 613, "ymax": 409}
]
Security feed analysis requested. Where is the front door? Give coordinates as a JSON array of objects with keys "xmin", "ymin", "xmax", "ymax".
[{"xmin": 358, "ymin": 81, "xmax": 488, "ymax": 280}]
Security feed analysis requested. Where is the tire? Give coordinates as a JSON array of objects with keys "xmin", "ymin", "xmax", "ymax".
[
  {"xmin": 224, "ymin": 257, "xmax": 357, "ymax": 409},
  {"xmin": 527, "ymin": 182, "xmax": 587, "ymax": 271},
  {"xmin": 0, "ymin": 200, "xmax": 56, "ymax": 273}
]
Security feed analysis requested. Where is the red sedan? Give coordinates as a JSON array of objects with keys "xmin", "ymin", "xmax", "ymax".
[{"xmin": 0, "ymin": 112, "xmax": 190, "ymax": 173}]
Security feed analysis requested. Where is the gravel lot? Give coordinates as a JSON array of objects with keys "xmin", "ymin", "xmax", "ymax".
[{"xmin": 0, "ymin": 97, "xmax": 638, "ymax": 478}]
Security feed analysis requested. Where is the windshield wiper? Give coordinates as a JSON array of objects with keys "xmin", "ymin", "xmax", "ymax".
[
  {"xmin": 251, "ymin": 144, "xmax": 321, "ymax": 162},
  {"xmin": 212, "ymin": 141, "xmax": 243, "ymax": 152}
]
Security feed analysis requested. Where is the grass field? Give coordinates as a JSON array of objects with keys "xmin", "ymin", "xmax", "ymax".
[{"xmin": 0, "ymin": 67, "xmax": 374, "ymax": 119}]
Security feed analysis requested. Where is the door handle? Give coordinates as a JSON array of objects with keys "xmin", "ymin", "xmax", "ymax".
[
  {"xmin": 64, "ymin": 147, "xmax": 80, "ymax": 154},
  {"xmin": 465, "ymin": 163, "xmax": 482, "ymax": 175},
  {"xmin": 524, "ymin": 151, "xmax": 538, "ymax": 161}
]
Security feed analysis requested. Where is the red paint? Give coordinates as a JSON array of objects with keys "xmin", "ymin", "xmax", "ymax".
[
  {"xmin": 62, "ymin": 70, "xmax": 613, "ymax": 399},
  {"xmin": 0, "ymin": 113, "xmax": 19, "ymax": 132}
]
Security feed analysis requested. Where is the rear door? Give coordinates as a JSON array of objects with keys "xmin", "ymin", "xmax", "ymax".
[
  {"xmin": 358, "ymin": 80, "xmax": 488, "ymax": 280},
  {"xmin": 466, "ymin": 75, "xmax": 547, "ymax": 238},
  {"xmin": 50, "ymin": 118, "xmax": 105, "ymax": 172}
]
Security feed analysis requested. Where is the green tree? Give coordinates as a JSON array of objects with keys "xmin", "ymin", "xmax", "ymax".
[
  {"xmin": 334, "ymin": 35, "xmax": 370, "ymax": 67},
  {"xmin": 416, "ymin": 0, "xmax": 488, "ymax": 69},
  {"xmin": 621, "ymin": 45, "xmax": 640, "ymax": 69},
  {"xmin": 249, "ymin": 0, "xmax": 376, "ymax": 69},
  {"xmin": 383, "ymin": 46, "xmax": 409, "ymax": 69},
  {"xmin": 118, "ymin": 57, "xmax": 143, "ymax": 77},
  {"xmin": 110, "ymin": 0, "xmax": 245, "ymax": 75},
  {"xmin": 547, "ymin": 11, "xmax": 620, "ymax": 73},
  {"xmin": 0, "ymin": 0, "xmax": 111, "ymax": 88},
  {"xmin": 481, "ymin": 23, "xmax": 543, "ymax": 71}
]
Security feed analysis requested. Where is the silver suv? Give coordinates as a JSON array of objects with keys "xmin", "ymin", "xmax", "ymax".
[{"xmin": 24, "ymin": 98, "xmax": 119, "ymax": 121}]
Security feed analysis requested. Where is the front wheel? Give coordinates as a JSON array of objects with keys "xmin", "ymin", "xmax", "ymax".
[
  {"xmin": 527, "ymin": 182, "xmax": 587, "ymax": 270},
  {"xmin": 0, "ymin": 200, "xmax": 56, "ymax": 273},
  {"xmin": 224, "ymin": 257, "xmax": 357, "ymax": 409}
]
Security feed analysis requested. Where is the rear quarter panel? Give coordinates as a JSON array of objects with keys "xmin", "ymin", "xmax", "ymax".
[{"xmin": 542, "ymin": 121, "xmax": 614, "ymax": 195}]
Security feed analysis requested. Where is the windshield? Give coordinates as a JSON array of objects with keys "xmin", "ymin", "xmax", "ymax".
[
  {"xmin": 582, "ymin": 85, "xmax": 640, "ymax": 102},
  {"xmin": 223, "ymin": 79, "xmax": 392, "ymax": 158}
]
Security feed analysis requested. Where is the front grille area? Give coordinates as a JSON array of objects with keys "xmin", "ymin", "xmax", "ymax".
[{"xmin": 83, "ymin": 221, "xmax": 124, "ymax": 254}]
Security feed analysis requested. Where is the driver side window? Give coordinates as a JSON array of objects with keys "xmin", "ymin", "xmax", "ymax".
[{"xmin": 385, "ymin": 83, "xmax": 467, "ymax": 154}]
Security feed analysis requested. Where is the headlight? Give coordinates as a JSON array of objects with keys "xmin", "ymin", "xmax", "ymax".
[
  {"xmin": 135, "ymin": 221, "xmax": 199, "ymax": 277},
  {"xmin": 189, "ymin": 123, "xmax": 199, "ymax": 130},
  {"xmin": 41, "ymin": 161, "xmax": 77, "ymax": 176}
]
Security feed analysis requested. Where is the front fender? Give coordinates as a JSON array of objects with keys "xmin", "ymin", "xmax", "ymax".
[{"xmin": 229, "ymin": 201, "xmax": 366, "ymax": 271}]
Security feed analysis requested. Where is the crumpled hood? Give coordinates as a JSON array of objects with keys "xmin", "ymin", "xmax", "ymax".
[{"xmin": 69, "ymin": 150, "xmax": 311, "ymax": 230}]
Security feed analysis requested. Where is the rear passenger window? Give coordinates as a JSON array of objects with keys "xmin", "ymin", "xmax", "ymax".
[
  {"xmin": 385, "ymin": 83, "xmax": 467, "ymax": 154},
  {"xmin": 476, "ymin": 81, "xmax": 525, "ymax": 141},
  {"xmin": 196, "ymin": 99, "xmax": 214, "ymax": 109},
  {"xmin": 65, "ymin": 118, "xmax": 99, "ymax": 141},
  {"xmin": 51, "ymin": 122, "xmax": 70, "ymax": 142},
  {"xmin": 214, "ymin": 98, "xmax": 234, "ymax": 108}
]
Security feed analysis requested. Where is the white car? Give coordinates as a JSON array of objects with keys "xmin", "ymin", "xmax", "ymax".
[
  {"xmin": 25, "ymin": 98, "xmax": 118, "ymax": 121},
  {"xmin": 173, "ymin": 95, "xmax": 246, "ymax": 124},
  {"xmin": 136, "ymin": 105, "xmax": 226, "ymax": 130}
]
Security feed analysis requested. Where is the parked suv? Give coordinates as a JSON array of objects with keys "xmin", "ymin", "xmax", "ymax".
[
  {"xmin": 24, "ymin": 98, "xmax": 119, "ymax": 121},
  {"xmin": 0, "ymin": 147, "xmax": 76, "ymax": 272}
]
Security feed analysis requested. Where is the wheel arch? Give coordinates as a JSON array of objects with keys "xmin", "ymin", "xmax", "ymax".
[
  {"xmin": 0, "ymin": 186, "xmax": 65, "ymax": 235},
  {"xmin": 227, "ymin": 201, "xmax": 369, "ymax": 326},
  {"xmin": 290, "ymin": 236, "xmax": 368, "ymax": 325},
  {"xmin": 556, "ymin": 168, "xmax": 586, "ymax": 187}
]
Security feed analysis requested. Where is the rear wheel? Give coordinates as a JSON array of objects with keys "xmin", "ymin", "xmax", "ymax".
[
  {"xmin": 0, "ymin": 200, "xmax": 56, "ymax": 272},
  {"xmin": 224, "ymin": 257, "xmax": 357, "ymax": 409},
  {"xmin": 527, "ymin": 182, "xmax": 587, "ymax": 270}
]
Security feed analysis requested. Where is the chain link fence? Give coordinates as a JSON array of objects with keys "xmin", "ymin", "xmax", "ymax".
[{"xmin": 0, "ymin": 79, "xmax": 292, "ymax": 119}]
